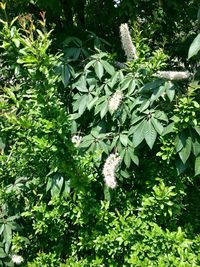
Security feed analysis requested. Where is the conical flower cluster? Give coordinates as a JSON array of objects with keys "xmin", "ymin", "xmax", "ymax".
[
  {"xmin": 120, "ymin": 23, "xmax": 138, "ymax": 61},
  {"xmin": 108, "ymin": 90, "xmax": 123, "ymax": 113},
  {"xmin": 154, "ymin": 71, "xmax": 191, "ymax": 80},
  {"xmin": 102, "ymin": 153, "xmax": 121, "ymax": 189}
]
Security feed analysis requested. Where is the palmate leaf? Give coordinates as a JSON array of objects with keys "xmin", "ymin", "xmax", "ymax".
[{"xmin": 144, "ymin": 120, "xmax": 157, "ymax": 149}]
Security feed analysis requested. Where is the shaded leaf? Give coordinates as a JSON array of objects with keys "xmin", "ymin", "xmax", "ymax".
[
  {"xmin": 195, "ymin": 155, "xmax": 200, "ymax": 176},
  {"xmin": 179, "ymin": 136, "xmax": 192, "ymax": 164}
]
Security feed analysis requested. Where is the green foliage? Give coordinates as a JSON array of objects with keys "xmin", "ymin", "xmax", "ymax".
[
  {"xmin": 0, "ymin": 15, "xmax": 85, "ymax": 265},
  {"xmin": 0, "ymin": 4, "xmax": 200, "ymax": 267}
]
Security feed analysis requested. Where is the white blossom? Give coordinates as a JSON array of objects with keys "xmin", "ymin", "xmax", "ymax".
[
  {"xmin": 108, "ymin": 90, "xmax": 123, "ymax": 113},
  {"xmin": 11, "ymin": 255, "xmax": 24, "ymax": 265},
  {"xmin": 103, "ymin": 153, "xmax": 121, "ymax": 189},
  {"xmin": 154, "ymin": 71, "xmax": 191, "ymax": 80},
  {"xmin": 120, "ymin": 23, "xmax": 138, "ymax": 61},
  {"xmin": 113, "ymin": 0, "xmax": 121, "ymax": 8},
  {"xmin": 72, "ymin": 135, "xmax": 82, "ymax": 147}
]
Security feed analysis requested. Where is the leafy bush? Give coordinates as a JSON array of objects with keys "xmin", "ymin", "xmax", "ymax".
[{"xmin": 0, "ymin": 7, "xmax": 200, "ymax": 267}]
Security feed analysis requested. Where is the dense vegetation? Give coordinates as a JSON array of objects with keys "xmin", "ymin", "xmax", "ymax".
[{"xmin": 0, "ymin": 0, "xmax": 200, "ymax": 266}]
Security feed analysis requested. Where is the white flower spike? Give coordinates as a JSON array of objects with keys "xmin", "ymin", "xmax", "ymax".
[
  {"xmin": 103, "ymin": 153, "xmax": 121, "ymax": 189},
  {"xmin": 154, "ymin": 71, "xmax": 191, "ymax": 80},
  {"xmin": 108, "ymin": 90, "xmax": 123, "ymax": 113},
  {"xmin": 120, "ymin": 23, "xmax": 138, "ymax": 61}
]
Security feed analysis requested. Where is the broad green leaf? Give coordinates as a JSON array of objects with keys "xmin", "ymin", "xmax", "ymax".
[
  {"xmin": 85, "ymin": 59, "xmax": 96, "ymax": 70},
  {"xmin": 79, "ymin": 135, "xmax": 94, "ymax": 148},
  {"xmin": 63, "ymin": 180, "xmax": 70, "ymax": 195},
  {"xmin": 124, "ymin": 150, "xmax": 131, "ymax": 167},
  {"xmin": 128, "ymin": 79, "xmax": 137, "ymax": 95},
  {"xmin": 154, "ymin": 110, "xmax": 168, "ymax": 122},
  {"xmin": 194, "ymin": 127, "xmax": 200, "ymax": 136},
  {"xmin": 140, "ymin": 79, "xmax": 164, "ymax": 93},
  {"xmin": 195, "ymin": 155, "xmax": 200, "ymax": 176},
  {"xmin": 95, "ymin": 61, "xmax": 104, "ymax": 80},
  {"xmin": 104, "ymin": 186, "xmax": 111, "ymax": 201},
  {"xmin": 179, "ymin": 136, "xmax": 192, "ymax": 164},
  {"xmin": 61, "ymin": 63, "xmax": 70, "ymax": 87},
  {"xmin": 78, "ymin": 95, "xmax": 88, "ymax": 115},
  {"xmin": 101, "ymin": 60, "xmax": 115, "ymax": 76},
  {"xmin": 120, "ymin": 170, "xmax": 131, "ymax": 178},
  {"xmin": 0, "ymin": 225, "xmax": 4, "ymax": 235},
  {"xmin": 166, "ymin": 83, "xmax": 176, "ymax": 102},
  {"xmin": 175, "ymin": 134, "xmax": 185, "ymax": 153},
  {"xmin": 120, "ymin": 76, "xmax": 132, "ymax": 91},
  {"xmin": 140, "ymin": 100, "xmax": 150, "ymax": 112},
  {"xmin": 75, "ymin": 75, "xmax": 87, "ymax": 91},
  {"xmin": 192, "ymin": 139, "xmax": 200, "ymax": 156},
  {"xmin": 0, "ymin": 248, "xmax": 6, "ymax": 258},
  {"xmin": 0, "ymin": 139, "xmax": 5, "ymax": 150},
  {"xmin": 120, "ymin": 134, "xmax": 128, "ymax": 147},
  {"xmin": 132, "ymin": 120, "xmax": 146, "ymax": 147},
  {"xmin": 3, "ymin": 224, "xmax": 12, "ymax": 245},
  {"xmin": 151, "ymin": 118, "xmax": 164, "ymax": 135},
  {"xmin": 188, "ymin": 33, "xmax": 200, "ymax": 59},
  {"xmin": 46, "ymin": 177, "xmax": 52, "ymax": 192},
  {"xmin": 99, "ymin": 141, "xmax": 109, "ymax": 154},
  {"xmin": 198, "ymin": 7, "xmax": 200, "ymax": 21},
  {"xmin": 162, "ymin": 122, "xmax": 175, "ymax": 135},
  {"xmin": 176, "ymin": 159, "xmax": 187, "ymax": 175},
  {"xmin": 128, "ymin": 148, "xmax": 139, "ymax": 165},
  {"xmin": 131, "ymin": 115, "xmax": 144, "ymax": 125},
  {"xmin": 109, "ymin": 72, "xmax": 119, "ymax": 88},
  {"xmin": 100, "ymin": 101, "xmax": 108, "ymax": 119},
  {"xmin": 110, "ymin": 136, "xmax": 119, "ymax": 150},
  {"xmin": 144, "ymin": 120, "xmax": 157, "ymax": 149},
  {"xmin": 12, "ymin": 38, "xmax": 20, "ymax": 48},
  {"xmin": 87, "ymin": 96, "xmax": 98, "ymax": 110},
  {"xmin": 150, "ymin": 84, "xmax": 166, "ymax": 102},
  {"xmin": 51, "ymin": 174, "xmax": 64, "ymax": 197},
  {"xmin": 119, "ymin": 148, "xmax": 125, "ymax": 160}
]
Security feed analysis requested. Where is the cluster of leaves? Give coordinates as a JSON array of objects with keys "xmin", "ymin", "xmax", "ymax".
[
  {"xmin": 0, "ymin": 14, "xmax": 89, "ymax": 266},
  {"xmin": 68, "ymin": 41, "xmax": 200, "ymax": 178},
  {"xmin": 0, "ymin": 5, "xmax": 200, "ymax": 267}
]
